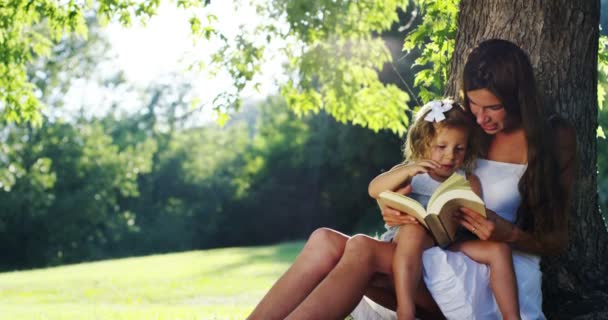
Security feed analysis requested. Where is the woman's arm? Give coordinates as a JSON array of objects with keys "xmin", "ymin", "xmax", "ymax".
[
  {"xmin": 458, "ymin": 124, "xmax": 577, "ymax": 255},
  {"xmin": 506, "ymin": 225, "xmax": 564, "ymax": 255},
  {"xmin": 456, "ymin": 208, "xmax": 553, "ymax": 254},
  {"xmin": 510, "ymin": 123, "xmax": 577, "ymax": 255},
  {"xmin": 368, "ymin": 160, "xmax": 439, "ymax": 199}
]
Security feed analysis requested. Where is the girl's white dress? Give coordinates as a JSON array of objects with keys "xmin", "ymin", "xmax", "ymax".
[{"xmin": 352, "ymin": 159, "xmax": 545, "ymax": 320}]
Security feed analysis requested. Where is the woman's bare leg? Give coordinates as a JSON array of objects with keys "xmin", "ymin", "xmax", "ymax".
[
  {"xmin": 393, "ymin": 225, "xmax": 435, "ymax": 319},
  {"xmin": 285, "ymin": 233, "xmax": 443, "ymax": 320},
  {"xmin": 250, "ymin": 229, "xmax": 444, "ymax": 320},
  {"xmin": 452, "ymin": 240, "xmax": 520, "ymax": 320},
  {"xmin": 248, "ymin": 228, "xmax": 349, "ymax": 320},
  {"xmin": 283, "ymin": 234, "xmax": 392, "ymax": 319}
]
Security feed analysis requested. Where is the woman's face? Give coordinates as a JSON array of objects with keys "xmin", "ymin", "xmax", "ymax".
[{"xmin": 466, "ymin": 89, "xmax": 509, "ymax": 134}]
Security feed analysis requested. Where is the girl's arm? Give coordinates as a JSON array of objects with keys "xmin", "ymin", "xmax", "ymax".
[{"xmin": 368, "ymin": 160, "xmax": 439, "ymax": 199}]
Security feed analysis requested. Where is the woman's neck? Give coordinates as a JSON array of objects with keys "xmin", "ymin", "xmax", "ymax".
[{"xmin": 487, "ymin": 128, "xmax": 528, "ymax": 164}]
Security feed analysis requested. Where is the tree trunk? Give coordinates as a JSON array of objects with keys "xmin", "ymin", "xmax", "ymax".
[{"xmin": 445, "ymin": 1, "xmax": 608, "ymax": 318}]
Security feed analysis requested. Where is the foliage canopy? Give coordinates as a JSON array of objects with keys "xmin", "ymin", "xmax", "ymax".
[
  {"xmin": 0, "ymin": 0, "xmax": 198, "ymax": 124},
  {"xmin": 6, "ymin": 0, "xmax": 606, "ymax": 135}
]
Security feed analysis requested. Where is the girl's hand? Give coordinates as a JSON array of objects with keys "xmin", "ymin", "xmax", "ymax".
[
  {"xmin": 380, "ymin": 185, "xmax": 420, "ymax": 227},
  {"xmin": 368, "ymin": 160, "xmax": 439, "ymax": 199},
  {"xmin": 402, "ymin": 160, "xmax": 440, "ymax": 177},
  {"xmin": 454, "ymin": 207, "xmax": 515, "ymax": 242}
]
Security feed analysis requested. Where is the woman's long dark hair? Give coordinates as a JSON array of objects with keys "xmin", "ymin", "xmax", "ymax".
[{"xmin": 461, "ymin": 39, "xmax": 567, "ymax": 246}]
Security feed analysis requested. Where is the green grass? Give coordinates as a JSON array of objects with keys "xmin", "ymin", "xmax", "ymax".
[{"xmin": 0, "ymin": 241, "xmax": 304, "ymax": 319}]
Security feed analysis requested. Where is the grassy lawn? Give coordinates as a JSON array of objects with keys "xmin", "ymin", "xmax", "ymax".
[{"xmin": 0, "ymin": 241, "xmax": 304, "ymax": 319}]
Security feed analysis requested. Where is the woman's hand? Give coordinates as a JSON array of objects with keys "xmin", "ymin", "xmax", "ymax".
[
  {"xmin": 454, "ymin": 207, "xmax": 516, "ymax": 242},
  {"xmin": 380, "ymin": 184, "xmax": 420, "ymax": 227}
]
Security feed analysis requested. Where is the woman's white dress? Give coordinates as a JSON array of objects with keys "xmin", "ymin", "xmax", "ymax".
[{"xmin": 352, "ymin": 159, "xmax": 545, "ymax": 320}]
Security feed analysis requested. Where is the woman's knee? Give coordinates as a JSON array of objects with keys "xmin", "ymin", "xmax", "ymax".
[
  {"xmin": 303, "ymin": 228, "xmax": 347, "ymax": 268},
  {"xmin": 307, "ymin": 228, "xmax": 344, "ymax": 250}
]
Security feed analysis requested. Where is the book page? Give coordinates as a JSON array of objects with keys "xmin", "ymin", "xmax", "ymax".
[
  {"xmin": 427, "ymin": 173, "xmax": 470, "ymax": 208},
  {"xmin": 377, "ymin": 191, "xmax": 429, "ymax": 229}
]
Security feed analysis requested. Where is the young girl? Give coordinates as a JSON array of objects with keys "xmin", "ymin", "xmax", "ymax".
[{"xmin": 368, "ymin": 99, "xmax": 521, "ymax": 320}]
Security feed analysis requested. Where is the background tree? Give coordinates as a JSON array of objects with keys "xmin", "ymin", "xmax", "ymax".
[
  {"xmin": 444, "ymin": 0, "xmax": 606, "ymax": 318},
  {"xmin": 0, "ymin": 120, "xmax": 155, "ymax": 267}
]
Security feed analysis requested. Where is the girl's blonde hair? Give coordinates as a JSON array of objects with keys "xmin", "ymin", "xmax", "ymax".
[{"xmin": 403, "ymin": 100, "xmax": 479, "ymax": 173}]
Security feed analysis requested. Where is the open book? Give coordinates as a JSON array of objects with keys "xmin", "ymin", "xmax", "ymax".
[{"xmin": 378, "ymin": 173, "xmax": 486, "ymax": 247}]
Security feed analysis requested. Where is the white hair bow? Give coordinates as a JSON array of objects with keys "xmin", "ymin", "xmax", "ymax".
[{"xmin": 423, "ymin": 99, "xmax": 454, "ymax": 123}]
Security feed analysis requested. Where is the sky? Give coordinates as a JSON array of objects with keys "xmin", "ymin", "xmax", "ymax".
[
  {"xmin": 54, "ymin": 0, "xmax": 284, "ymax": 125},
  {"xmin": 63, "ymin": 1, "xmax": 284, "ymax": 121}
]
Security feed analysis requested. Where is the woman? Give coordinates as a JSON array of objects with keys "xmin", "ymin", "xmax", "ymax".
[{"xmin": 247, "ymin": 39, "xmax": 576, "ymax": 320}]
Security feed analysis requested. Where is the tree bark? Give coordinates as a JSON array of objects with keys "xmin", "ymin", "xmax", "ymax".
[{"xmin": 445, "ymin": 1, "xmax": 608, "ymax": 318}]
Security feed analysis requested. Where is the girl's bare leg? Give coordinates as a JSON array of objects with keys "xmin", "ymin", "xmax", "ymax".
[
  {"xmin": 248, "ymin": 228, "xmax": 349, "ymax": 320},
  {"xmin": 393, "ymin": 225, "xmax": 435, "ymax": 320},
  {"xmin": 452, "ymin": 240, "xmax": 520, "ymax": 320},
  {"xmin": 365, "ymin": 273, "xmax": 444, "ymax": 320},
  {"xmin": 412, "ymin": 283, "xmax": 445, "ymax": 320}
]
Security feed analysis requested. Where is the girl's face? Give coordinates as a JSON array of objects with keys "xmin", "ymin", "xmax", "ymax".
[
  {"xmin": 467, "ymin": 89, "xmax": 509, "ymax": 134},
  {"xmin": 428, "ymin": 126, "xmax": 469, "ymax": 181}
]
